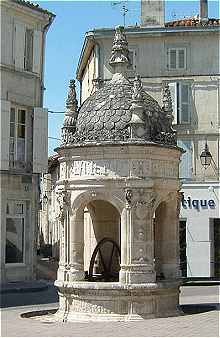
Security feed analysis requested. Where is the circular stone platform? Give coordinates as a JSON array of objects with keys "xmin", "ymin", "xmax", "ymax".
[{"xmin": 54, "ymin": 281, "xmax": 182, "ymax": 321}]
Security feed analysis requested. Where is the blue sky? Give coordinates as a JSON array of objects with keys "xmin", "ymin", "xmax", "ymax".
[{"xmin": 35, "ymin": 0, "xmax": 219, "ymax": 154}]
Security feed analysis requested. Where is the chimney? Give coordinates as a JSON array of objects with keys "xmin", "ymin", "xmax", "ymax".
[
  {"xmin": 141, "ymin": 0, "xmax": 165, "ymax": 27},
  {"xmin": 200, "ymin": 0, "xmax": 208, "ymax": 20}
]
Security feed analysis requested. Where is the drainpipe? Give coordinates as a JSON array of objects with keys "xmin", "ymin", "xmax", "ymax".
[
  {"xmin": 94, "ymin": 42, "xmax": 100, "ymax": 80},
  {"xmin": 40, "ymin": 14, "xmax": 55, "ymax": 107},
  {"xmin": 91, "ymin": 42, "xmax": 102, "ymax": 92}
]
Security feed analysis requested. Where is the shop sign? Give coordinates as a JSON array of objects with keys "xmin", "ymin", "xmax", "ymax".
[{"xmin": 181, "ymin": 196, "xmax": 215, "ymax": 210}]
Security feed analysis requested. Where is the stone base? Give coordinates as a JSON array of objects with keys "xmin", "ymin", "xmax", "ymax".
[{"xmin": 54, "ymin": 280, "xmax": 182, "ymax": 322}]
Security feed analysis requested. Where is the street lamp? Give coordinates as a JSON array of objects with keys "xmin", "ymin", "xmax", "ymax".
[{"xmin": 200, "ymin": 141, "xmax": 212, "ymax": 169}]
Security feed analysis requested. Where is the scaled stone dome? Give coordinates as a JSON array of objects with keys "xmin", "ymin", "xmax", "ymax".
[{"xmin": 61, "ymin": 26, "xmax": 176, "ymax": 146}]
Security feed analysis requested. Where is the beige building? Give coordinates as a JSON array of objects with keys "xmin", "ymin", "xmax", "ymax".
[
  {"xmin": 0, "ymin": 0, "xmax": 55, "ymax": 282},
  {"xmin": 77, "ymin": 9, "xmax": 219, "ymax": 185},
  {"xmin": 75, "ymin": 0, "xmax": 219, "ymax": 278}
]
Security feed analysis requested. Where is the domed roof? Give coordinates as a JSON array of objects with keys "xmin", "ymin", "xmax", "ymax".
[{"xmin": 61, "ymin": 26, "xmax": 176, "ymax": 147}]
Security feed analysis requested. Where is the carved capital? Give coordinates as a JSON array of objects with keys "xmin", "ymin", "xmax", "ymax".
[
  {"xmin": 125, "ymin": 189, "xmax": 133, "ymax": 208},
  {"xmin": 56, "ymin": 190, "xmax": 71, "ymax": 223},
  {"xmin": 176, "ymin": 191, "xmax": 183, "ymax": 219},
  {"xmin": 133, "ymin": 189, "xmax": 157, "ymax": 215}
]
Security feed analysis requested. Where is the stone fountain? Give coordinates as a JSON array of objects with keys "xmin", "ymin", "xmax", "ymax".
[{"xmin": 54, "ymin": 26, "xmax": 183, "ymax": 321}]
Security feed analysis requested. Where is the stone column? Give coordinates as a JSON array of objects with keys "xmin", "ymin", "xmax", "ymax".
[
  {"xmin": 120, "ymin": 188, "xmax": 156, "ymax": 284},
  {"xmin": 56, "ymin": 190, "xmax": 71, "ymax": 282},
  {"xmin": 119, "ymin": 197, "xmax": 130, "ymax": 283},
  {"xmin": 69, "ymin": 209, "xmax": 85, "ymax": 281}
]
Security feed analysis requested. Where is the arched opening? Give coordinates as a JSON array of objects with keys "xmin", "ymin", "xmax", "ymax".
[
  {"xmin": 154, "ymin": 201, "xmax": 166, "ymax": 280},
  {"xmin": 154, "ymin": 199, "xmax": 179, "ymax": 281},
  {"xmin": 83, "ymin": 200, "xmax": 121, "ymax": 282}
]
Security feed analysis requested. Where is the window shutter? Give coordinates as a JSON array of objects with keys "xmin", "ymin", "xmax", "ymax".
[
  {"xmin": 24, "ymin": 29, "xmax": 33, "ymax": 71},
  {"xmin": 169, "ymin": 49, "xmax": 176, "ymax": 69},
  {"xmin": 177, "ymin": 140, "xmax": 192, "ymax": 180},
  {"xmin": 179, "ymin": 83, "xmax": 190, "ymax": 123},
  {"xmin": 33, "ymin": 108, "xmax": 48, "ymax": 173},
  {"xmin": 33, "ymin": 31, "xmax": 42, "ymax": 74},
  {"xmin": 0, "ymin": 100, "xmax": 11, "ymax": 170},
  {"xmin": 168, "ymin": 82, "xmax": 178, "ymax": 124},
  {"xmin": 178, "ymin": 49, "xmax": 185, "ymax": 69},
  {"xmin": 14, "ymin": 22, "xmax": 25, "ymax": 69}
]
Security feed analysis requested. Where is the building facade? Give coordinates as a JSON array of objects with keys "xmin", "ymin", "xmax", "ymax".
[
  {"xmin": 39, "ymin": 155, "xmax": 60, "ymax": 260},
  {"xmin": 0, "ymin": 0, "xmax": 54, "ymax": 282},
  {"xmin": 75, "ymin": 0, "xmax": 219, "ymax": 278}
]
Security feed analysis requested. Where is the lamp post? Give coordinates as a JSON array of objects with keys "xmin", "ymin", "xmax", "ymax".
[{"xmin": 200, "ymin": 141, "xmax": 212, "ymax": 169}]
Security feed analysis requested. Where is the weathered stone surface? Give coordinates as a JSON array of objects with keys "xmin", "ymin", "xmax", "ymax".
[
  {"xmin": 54, "ymin": 281, "xmax": 181, "ymax": 321},
  {"xmin": 55, "ymin": 26, "xmax": 182, "ymax": 322},
  {"xmin": 68, "ymin": 76, "xmax": 176, "ymax": 145}
]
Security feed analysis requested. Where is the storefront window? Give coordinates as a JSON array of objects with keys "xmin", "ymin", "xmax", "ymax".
[
  {"xmin": 5, "ymin": 201, "xmax": 25, "ymax": 264},
  {"xmin": 179, "ymin": 220, "xmax": 187, "ymax": 277},
  {"xmin": 214, "ymin": 218, "xmax": 220, "ymax": 277}
]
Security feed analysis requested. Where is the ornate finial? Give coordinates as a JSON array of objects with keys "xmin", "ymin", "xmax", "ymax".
[
  {"xmin": 61, "ymin": 79, "xmax": 78, "ymax": 144},
  {"xmin": 65, "ymin": 79, "xmax": 78, "ymax": 111},
  {"xmin": 154, "ymin": 82, "xmax": 176, "ymax": 145},
  {"xmin": 109, "ymin": 26, "xmax": 130, "ymax": 72},
  {"xmin": 129, "ymin": 75, "xmax": 146, "ymax": 140},
  {"xmin": 132, "ymin": 75, "xmax": 144, "ymax": 102}
]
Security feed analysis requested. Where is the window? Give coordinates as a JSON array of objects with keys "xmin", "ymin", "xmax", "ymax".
[
  {"xmin": 24, "ymin": 29, "xmax": 33, "ymax": 71},
  {"xmin": 127, "ymin": 49, "xmax": 136, "ymax": 70},
  {"xmin": 177, "ymin": 140, "xmax": 193, "ymax": 180},
  {"xmin": 5, "ymin": 201, "xmax": 26, "ymax": 264},
  {"xmin": 168, "ymin": 48, "xmax": 186, "ymax": 70},
  {"xmin": 9, "ymin": 106, "xmax": 26, "ymax": 168},
  {"xmin": 213, "ymin": 218, "xmax": 220, "ymax": 277},
  {"xmin": 168, "ymin": 82, "xmax": 191, "ymax": 124}
]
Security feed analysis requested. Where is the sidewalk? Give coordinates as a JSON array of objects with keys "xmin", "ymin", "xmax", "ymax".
[
  {"xmin": 182, "ymin": 277, "xmax": 220, "ymax": 287},
  {"xmin": 0, "ymin": 280, "xmax": 49, "ymax": 294},
  {"xmin": 1, "ymin": 285, "xmax": 219, "ymax": 337}
]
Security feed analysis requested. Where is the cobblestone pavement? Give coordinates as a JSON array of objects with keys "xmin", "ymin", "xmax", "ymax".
[{"xmin": 1, "ymin": 286, "xmax": 219, "ymax": 337}]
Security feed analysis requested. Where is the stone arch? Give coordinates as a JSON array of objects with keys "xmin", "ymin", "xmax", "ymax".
[
  {"xmin": 151, "ymin": 191, "xmax": 176, "ymax": 216},
  {"xmin": 154, "ymin": 193, "xmax": 179, "ymax": 280},
  {"xmin": 84, "ymin": 200, "xmax": 121, "ymax": 279},
  {"xmin": 68, "ymin": 189, "xmax": 124, "ymax": 281},
  {"xmin": 71, "ymin": 189, "xmax": 124, "ymax": 217}
]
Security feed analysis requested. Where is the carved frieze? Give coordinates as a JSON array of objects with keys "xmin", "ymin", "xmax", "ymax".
[
  {"xmin": 69, "ymin": 159, "xmax": 151, "ymax": 178},
  {"xmin": 131, "ymin": 160, "xmax": 151, "ymax": 177},
  {"xmin": 152, "ymin": 160, "xmax": 178, "ymax": 178},
  {"xmin": 68, "ymin": 158, "xmax": 178, "ymax": 179}
]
